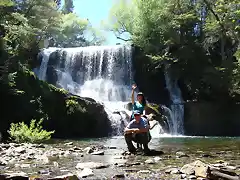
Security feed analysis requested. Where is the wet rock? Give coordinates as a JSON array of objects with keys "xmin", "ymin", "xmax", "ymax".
[
  {"xmin": 153, "ymin": 156, "xmax": 162, "ymax": 162},
  {"xmin": 121, "ymin": 151, "xmax": 131, "ymax": 156},
  {"xmin": 0, "ymin": 160, "xmax": 7, "ymax": 166},
  {"xmin": 225, "ymin": 165, "xmax": 237, "ymax": 170},
  {"xmin": 212, "ymin": 163, "xmax": 224, "ymax": 168},
  {"xmin": 91, "ymin": 150, "xmax": 104, "ymax": 155},
  {"xmin": 53, "ymin": 161, "xmax": 59, "ymax": 167},
  {"xmin": 36, "ymin": 154, "xmax": 49, "ymax": 164},
  {"xmin": 77, "ymin": 168, "xmax": 94, "ymax": 178},
  {"xmin": 207, "ymin": 166, "xmax": 239, "ymax": 180},
  {"xmin": 9, "ymin": 143, "xmax": 20, "ymax": 147},
  {"xmin": 171, "ymin": 168, "xmax": 181, "ymax": 174},
  {"xmin": 83, "ymin": 147, "xmax": 94, "ymax": 154},
  {"xmin": 201, "ymin": 154, "xmax": 214, "ymax": 158},
  {"xmin": 48, "ymin": 173, "xmax": 78, "ymax": 180},
  {"xmin": 215, "ymin": 160, "xmax": 225, "ymax": 164},
  {"xmin": 181, "ymin": 174, "xmax": 187, "ymax": 179},
  {"xmin": 76, "ymin": 162, "xmax": 108, "ymax": 169},
  {"xmin": 64, "ymin": 142, "xmax": 73, "ymax": 146},
  {"xmin": 181, "ymin": 160, "xmax": 208, "ymax": 177},
  {"xmin": 113, "ymin": 155, "xmax": 125, "ymax": 159},
  {"xmin": 72, "ymin": 146, "xmax": 82, "ymax": 151},
  {"xmin": 144, "ymin": 159, "xmax": 155, "ymax": 164},
  {"xmin": 108, "ymin": 146, "xmax": 117, "ymax": 149},
  {"xmin": 63, "ymin": 151, "xmax": 70, "ymax": 157},
  {"xmin": 176, "ymin": 151, "xmax": 189, "ymax": 158},
  {"xmin": 165, "ymin": 168, "xmax": 180, "ymax": 174},
  {"xmin": 14, "ymin": 146, "xmax": 26, "ymax": 154},
  {"xmin": 0, "ymin": 144, "xmax": 10, "ymax": 149},
  {"xmin": 165, "ymin": 155, "xmax": 172, "ymax": 159},
  {"xmin": 112, "ymin": 174, "xmax": 125, "ymax": 178},
  {"xmin": 3, "ymin": 172, "xmax": 28, "ymax": 180},
  {"xmin": 188, "ymin": 175, "xmax": 197, "ymax": 179},
  {"xmin": 38, "ymin": 169, "xmax": 52, "ymax": 175},
  {"xmin": 138, "ymin": 170, "xmax": 151, "ymax": 174},
  {"xmin": 15, "ymin": 164, "xmax": 31, "ymax": 168},
  {"xmin": 127, "ymin": 162, "xmax": 141, "ymax": 166},
  {"xmin": 124, "ymin": 169, "xmax": 139, "ymax": 172},
  {"xmin": 31, "ymin": 144, "xmax": 45, "ymax": 148},
  {"xmin": 116, "ymin": 163, "xmax": 126, "ymax": 167}
]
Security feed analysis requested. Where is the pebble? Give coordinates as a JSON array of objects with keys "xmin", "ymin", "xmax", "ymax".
[
  {"xmin": 188, "ymin": 175, "xmax": 197, "ymax": 179},
  {"xmin": 145, "ymin": 159, "xmax": 155, "ymax": 164},
  {"xmin": 91, "ymin": 150, "xmax": 104, "ymax": 155},
  {"xmin": 77, "ymin": 168, "xmax": 94, "ymax": 178}
]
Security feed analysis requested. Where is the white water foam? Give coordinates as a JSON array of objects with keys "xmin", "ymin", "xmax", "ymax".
[
  {"xmin": 35, "ymin": 45, "xmax": 179, "ymax": 137},
  {"xmin": 164, "ymin": 65, "xmax": 184, "ymax": 135}
]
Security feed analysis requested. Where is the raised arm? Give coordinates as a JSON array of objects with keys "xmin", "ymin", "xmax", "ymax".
[{"xmin": 131, "ymin": 84, "xmax": 137, "ymax": 104}]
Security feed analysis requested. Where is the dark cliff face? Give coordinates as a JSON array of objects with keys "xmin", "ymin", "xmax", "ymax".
[
  {"xmin": 132, "ymin": 46, "xmax": 240, "ymax": 136},
  {"xmin": 132, "ymin": 46, "xmax": 170, "ymax": 105},
  {"xmin": 184, "ymin": 102, "xmax": 240, "ymax": 136}
]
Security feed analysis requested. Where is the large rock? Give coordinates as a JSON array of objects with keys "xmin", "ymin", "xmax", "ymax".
[
  {"xmin": 0, "ymin": 69, "xmax": 111, "ymax": 140},
  {"xmin": 180, "ymin": 160, "xmax": 208, "ymax": 178}
]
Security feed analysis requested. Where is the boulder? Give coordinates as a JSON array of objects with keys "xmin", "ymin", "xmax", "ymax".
[{"xmin": 180, "ymin": 160, "xmax": 208, "ymax": 177}]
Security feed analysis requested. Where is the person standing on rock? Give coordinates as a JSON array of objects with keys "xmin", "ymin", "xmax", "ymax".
[
  {"xmin": 131, "ymin": 84, "xmax": 147, "ymax": 120},
  {"xmin": 124, "ymin": 110, "xmax": 151, "ymax": 154}
]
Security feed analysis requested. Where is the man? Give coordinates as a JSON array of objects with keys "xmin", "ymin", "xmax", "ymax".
[{"xmin": 124, "ymin": 110, "xmax": 151, "ymax": 154}]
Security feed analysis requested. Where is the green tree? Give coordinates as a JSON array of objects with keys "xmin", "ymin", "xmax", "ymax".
[
  {"xmin": 62, "ymin": 0, "xmax": 74, "ymax": 14},
  {"xmin": 106, "ymin": 0, "xmax": 240, "ymax": 100}
]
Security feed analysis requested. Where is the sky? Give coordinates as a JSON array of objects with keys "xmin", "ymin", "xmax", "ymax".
[{"xmin": 73, "ymin": 0, "xmax": 123, "ymax": 45}]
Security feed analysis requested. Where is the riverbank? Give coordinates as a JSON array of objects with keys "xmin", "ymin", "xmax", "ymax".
[{"xmin": 0, "ymin": 137, "xmax": 239, "ymax": 179}]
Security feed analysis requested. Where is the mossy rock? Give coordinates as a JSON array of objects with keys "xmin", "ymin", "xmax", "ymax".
[{"xmin": 0, "ymin": 68, "xmax": 111, "ymax": 140}]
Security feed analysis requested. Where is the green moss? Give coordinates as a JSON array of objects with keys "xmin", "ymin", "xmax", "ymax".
[
  {"xmin": 147, "ymin": 103, "xmax": 160, "ymax": 115},
  {"xmin": 48, "ymin": 84, "xmax": 68, "ymax": 95},
  {"xmin": 66, "ymin": 99, "xmax": 87, "ymax": 114}
]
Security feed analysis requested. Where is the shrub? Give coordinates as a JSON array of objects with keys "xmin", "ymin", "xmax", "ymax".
[{"xmin": 8, "ymin": 118, "xmax": 54, "ymax": 143}]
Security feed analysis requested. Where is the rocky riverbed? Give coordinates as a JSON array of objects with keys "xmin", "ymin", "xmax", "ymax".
[{"xmin": 0, "ymin": 137, "xmax": 240, "ymax": 179}]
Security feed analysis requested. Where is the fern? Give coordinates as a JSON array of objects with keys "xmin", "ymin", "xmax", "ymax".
[{"xmin": 8, "ymin": 118, "xmax": 54, "ymax": 143}]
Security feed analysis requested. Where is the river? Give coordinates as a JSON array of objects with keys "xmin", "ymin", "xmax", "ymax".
[{"xmin": 1, "ymin": 136, "xmax": 239, "ymax": 179}]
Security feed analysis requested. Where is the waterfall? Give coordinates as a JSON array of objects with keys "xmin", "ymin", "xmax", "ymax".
[
  {"xmin": 35, "ymin": 45, "xmax": 174, "ymax": 136},
  {"xmin": 164, "ymin": 66, "xmax": 184, "ymax": 135},
  {"xmin": 35, "ymin": 45, "xmax": 134, "ymax": 135}
]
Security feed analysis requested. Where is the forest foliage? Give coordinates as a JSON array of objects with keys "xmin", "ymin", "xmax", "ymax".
[
  {"xmin": 0, "ymin": 0, "xmax": 106, "ymax": 140},
  {"xmin": 106, "ymin": 0, "xmax": 240, "ymax": 101},
  {"xmin": 0, "ymin": 0, "xmax": 105, "ymax": 91}
]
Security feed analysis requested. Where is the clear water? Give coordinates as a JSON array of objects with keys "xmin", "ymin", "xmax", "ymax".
[{"xmin": 2, "ymin": 137, "xmax": 239, "ymax": 179}]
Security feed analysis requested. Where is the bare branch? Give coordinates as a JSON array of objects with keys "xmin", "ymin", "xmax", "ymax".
[
  {"xmin": 202, "ymin": 0, "xmax": 225, "ymax": 32},
  {"xmin": 116, "ymin": 36, "xmax": 131, "ymax": 42}
]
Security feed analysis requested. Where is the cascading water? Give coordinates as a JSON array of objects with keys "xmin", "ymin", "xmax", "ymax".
[
  {"xmin": 35, "ymin": 45, "xmax": 174, "ymax": 137},
  {"xmin": 164, "ymin": 66, "xmax": 184, "ymax": 135},
  {"xmin": 35, "ymin": 45, "xmax": 134, "ymax": 135}
]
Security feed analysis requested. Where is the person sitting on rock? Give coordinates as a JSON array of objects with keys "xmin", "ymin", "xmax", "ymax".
[{"xmin": 124, "ymin": 110, "xmax": 151, "ymax": 154}]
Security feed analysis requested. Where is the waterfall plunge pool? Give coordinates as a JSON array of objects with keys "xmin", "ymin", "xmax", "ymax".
[{"xmin": 1, "ymin": 136, "xmax": 239, "ymax": 179}]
